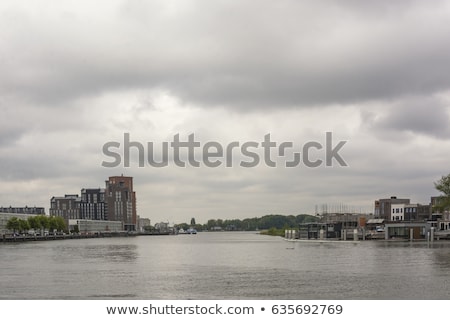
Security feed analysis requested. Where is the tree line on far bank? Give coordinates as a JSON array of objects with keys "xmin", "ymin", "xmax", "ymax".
[
  {"xmin": 176, "ymin": 214, "xmax": 319, "ymax": 232},
  {"xmin": 6, "ymin": 215, "xmax": 67, "ymax": 234}
]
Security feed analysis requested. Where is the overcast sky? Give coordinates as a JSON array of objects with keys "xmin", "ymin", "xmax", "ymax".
[{"xmin": 1, "ymin": 0, "xmax": 450, "ymax": 224}]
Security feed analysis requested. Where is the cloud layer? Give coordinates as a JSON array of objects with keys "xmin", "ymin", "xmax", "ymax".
[{"xmin": 1, "ymin": 0, "xmax": 449, "ymax": 223}]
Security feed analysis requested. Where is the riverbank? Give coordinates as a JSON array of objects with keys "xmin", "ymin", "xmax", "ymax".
[{"xmin": 0, "ymin": 232, "xmax": 137, "ymax": 243}]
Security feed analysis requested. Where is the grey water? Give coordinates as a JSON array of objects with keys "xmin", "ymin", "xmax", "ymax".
[{"xmin": 1, "ymin": 232, "xmax": 449, "ymax": 300}]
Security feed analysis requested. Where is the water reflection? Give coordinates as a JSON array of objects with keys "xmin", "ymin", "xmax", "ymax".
[
  {"xmin": 431, "ymin": 250, "xmax": 450, "ymax": 269},
  {"xmin": 1, "ymin": 234, "xmax": 450, "ymax": 299},
  {"xmin": 53, "ymin": 243, "xmax": 138, "ymax": 263}
]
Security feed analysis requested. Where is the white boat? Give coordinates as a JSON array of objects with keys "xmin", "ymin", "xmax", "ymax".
[{"xmin": 186, "ymin": 228, "xmax": 197, "ymax": 234}]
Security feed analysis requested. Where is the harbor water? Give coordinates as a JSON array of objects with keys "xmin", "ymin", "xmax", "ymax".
[{"xmin": 1, "ymin": 232, "xmax": 449, "ymax": 300}]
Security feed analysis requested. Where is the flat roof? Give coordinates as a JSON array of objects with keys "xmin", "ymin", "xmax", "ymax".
[{"xmin": 367, "ymin": 219, "xmax": 385, "ymax": 224}]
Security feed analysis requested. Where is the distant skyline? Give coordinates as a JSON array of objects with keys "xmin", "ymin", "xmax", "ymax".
[{"xmin": 1, "ymin": 0, "xmax": 450, "ymax": 224}]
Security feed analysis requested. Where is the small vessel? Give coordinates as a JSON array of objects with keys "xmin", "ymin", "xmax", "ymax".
[{"xmin": 186, "ymin": 228, "xmax": 197, "ymax": 234}]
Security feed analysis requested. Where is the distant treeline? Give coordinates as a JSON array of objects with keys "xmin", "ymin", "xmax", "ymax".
[{"xmin": 177, "ymin": 214, "xmax": 319, "ymax": 231}]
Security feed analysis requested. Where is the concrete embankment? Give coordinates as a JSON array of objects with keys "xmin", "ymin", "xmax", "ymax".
[{"xmin": 1, "ymin": 232, "xmax": 136, "ymax": 243}]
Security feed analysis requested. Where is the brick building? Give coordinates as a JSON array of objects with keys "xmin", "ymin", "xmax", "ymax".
[{"xmin": 105, "ymin": 175, "xmax": 137, "ymax": 231}]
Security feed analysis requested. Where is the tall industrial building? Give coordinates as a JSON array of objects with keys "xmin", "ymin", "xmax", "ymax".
[
  {"xmin": 105, "ymin": 175, "xmax": 137, "ymax": 231},
  {"xmin": 80, "ymin": 188, "xmax": 106, "ymax": 220},
  {"xmin": 50, "ymin": 194, "xmax": 81, "ymax": 219},
  {"xmin": 50, "ymin": 175, "xmax": 137, "ymax": 231}
]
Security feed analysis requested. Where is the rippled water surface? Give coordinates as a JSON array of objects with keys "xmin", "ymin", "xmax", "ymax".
[{"xmin": 1, "ymin": 232, "xmax": 449, "ymax": 299}]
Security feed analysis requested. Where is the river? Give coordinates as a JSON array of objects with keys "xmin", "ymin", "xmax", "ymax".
[{"xmin": 1, "ymin": 232, "xmax": 449, "ymax": 299}]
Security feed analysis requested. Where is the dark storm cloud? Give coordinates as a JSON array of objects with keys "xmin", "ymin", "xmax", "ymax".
[{"xmin": 1, "ymin": 0, "xmax": 450, "ymax": 108}]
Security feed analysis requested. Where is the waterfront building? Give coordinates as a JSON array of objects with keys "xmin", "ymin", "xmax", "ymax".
[
  {"xmin": 0, "ymin": 206, "xmax": 45, "ymax": 215},
  {"xmin": 154, "ymin": 222, "xmax": 169, "ymax": 233},
  {"xmin": 365, "ymin": 218, "xmax": 385, "ymax": 230},
  {"xmin": 430, "ymin": 196, "xmax": 450, "ymax": 237},
  {"xmin": 137, "ymin": 216, "xmax": 151, "ymax": 232},
  {"xmin": 391, "ymin": 203, "xmax": 405, "ymax": 221},
  {"xmin": 49, "ymin": 194, "xmax": 81, "ymax": 220},
  {"xmin": 430, "ymin": 196, "xmax": 450, "ymax": 219},
  {"xmin": 374, "ymin": 196, "xmax": 410, "ymax": 221},
  {"xmin": 105, "ymin": 175, "xmax": 137, "ymax": 231},
  {"xmin": 80, "ymin": 188, "xmax": 107, "ymax": 220},
  {"xmin": 68, "ymin": 219, "xmax": 123, "ymax": 233},
  {"xmin": 404, "ymin": 203, "xmax": 431, "ymax": 221},
  {"xmin": 436, "ymin": 220, "xmax": 450, "ymax": 232},
  {"xmin": 373, "ymin": 196, "xmax": 433, "ymax": 239},
  {"xmin": 389, "ymin": 203, "xmax": 431, "ymax": 222},
  {"xmin": 50, "ymin": 175, "xmax": 138, "ymax": 232},
  {"xmin": 383, "ymin": 221, "xmax": 430, "ymax": 240},
  {"xmin": 0, "ymin": 212, "xmax": 39, "ymax": 235},
  {"xmin": 298, "ymin": 212, "xmax": 370, "ymax": 240}
]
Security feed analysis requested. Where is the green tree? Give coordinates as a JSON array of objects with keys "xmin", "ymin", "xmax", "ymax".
[
  {"xmin": 435, "ymin": 174, "xmax": 450, "ymax": 196},
  {"xmin": 176, "ymin": 223, "xmax": 189, "ymax": 231},
  {"xmin": 6, "ymin": 217, "xmax": 21, "ymax": 234},
  {"xmin": 297, "ymin": 214, "xmax": 320, "ymax": 223},
  {"xmin": 190, "ymin": 217, "xmax": 196, "ymax": 226},
  {"xmin": 223, "ymin": 219, "xmax": 243, "ymax": 231},
  {"xmin": 242, "ymin": 218, "xmax": 258, "ymax": 231},
  {"xmin": 19, "ymin": 219, "xmax": 30, "ymax": 233},
  {"xmin": 206, "ymin": 219, "xmax": 217, "ymax": 230},
  {"xmin": 434, "ymin": 174, "xmax": 450, "ymax": 212},
  {"xmin": 54, "ymin": 216, "xmax": 67, "ymax": 232},
  {"xmin": 36, "ymin": 215, "xmax": 50, "ymax": 231},
  {"xmin": 143, "ymin": 225, "xmax": 154, "ymax": 232},
  {"xmin": 48, "ymin": 216, "xmax": 58, "ymax": 232},
  {"xmin": 28, "ymin": 216, "xmax": 41, "ymax": 230}
]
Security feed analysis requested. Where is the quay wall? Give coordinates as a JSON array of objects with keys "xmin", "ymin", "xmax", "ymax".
[{"xmin": 1, "ymin": 232, "xmax": 136, "ymax": 243}]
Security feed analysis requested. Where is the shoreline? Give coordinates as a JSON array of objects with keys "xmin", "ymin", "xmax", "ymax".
[{"xmin": 0, "ymin": 232, "xmax": 137, "ymax": 243}]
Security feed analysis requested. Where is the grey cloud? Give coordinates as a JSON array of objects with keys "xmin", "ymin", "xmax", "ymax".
[
  {"xmin": 2, "ymin": 0, "xmax": 450, "ymax": 223},
  {"xmin": 2, "ymin": 0, "xmax": 450, "ymax": 108},
  {"xmin": 373, "ymin": 97, "xmax": 450, "ymax": 139},
  {"xmin": 0, "ymin": 103, "xmax": 36, "ymax": 146},
  {"xmin": 0, "ymin": 126, "xmax": 25, "ymax": 147}
]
